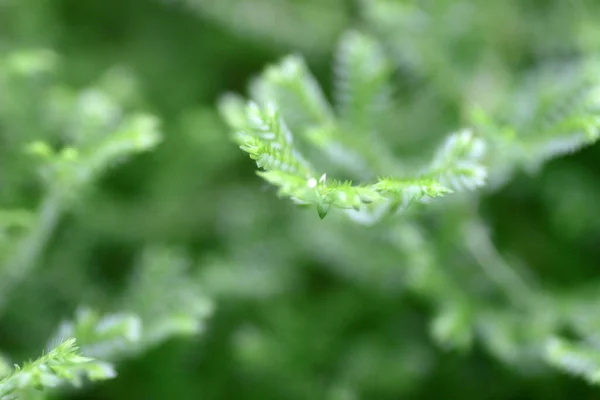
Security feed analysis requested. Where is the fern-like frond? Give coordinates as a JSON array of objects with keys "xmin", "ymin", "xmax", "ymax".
[
  {"xmin": 123, "ymin": 247, "xmax": 214, "ymax": 346},
  {"xmin": 262, "ymin": 170, "xmax": 450, "ymax": 219},
  {"xmin": 219, "ymin": 31, "xmax": 488, "ymax": 220},
  {"xmin": 334, "ymin": 30, "xmax": 392, "ymax": 135},
  {"xmin": 421, "ymin": 129, "xmax": 487, "ymax": 191},
  {"xmin": 49, "ymin": 252, "xmax": 213, "ymax": 363},
  {"xmin": 224, "ymin": 99, "xmax": 456, "ymax": 219},
  {"xmin": 250, "ymin": 55, "xmax": 335, "ymax": 134},
  {"xmin": 235, "ymin": 101, "xmax": 314, "ymax": 177},
  {"xmin": 0, "ymin": 339, "xmax": 115, "ymax": 400},
  {"xmin": 244, "ymin": 55, "xmax": 369, "ymax": 177},
  {"xmin": 544, "ymin": 337, "xmax": 600, "ymax": 385},
  {"xmin": 517, "ymin": 63, "xmax": 600, "ymax": 169},
  {"xmin": 472, "ymin": 59, "xmax": 600, "ymax": 187},
  {"xmin": 26, "ymin": 109, "xmax": 161, "ymax": 196},
  {"xmin": 48, "ymin": 308, "xmax": 142, "ymax": 361},
  {"xmin": 331, "ymin": 30, "xmax": 400, "ymax": 175}
]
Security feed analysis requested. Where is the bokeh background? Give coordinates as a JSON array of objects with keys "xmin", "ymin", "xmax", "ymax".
[{"xmin": 1, "ymin": 0, "xmax": 600, "ymax": 399}]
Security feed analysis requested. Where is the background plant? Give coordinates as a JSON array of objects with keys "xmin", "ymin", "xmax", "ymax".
[{"xmin": 1, "ymin": 0, "xmax": 600, "ymax": 399}]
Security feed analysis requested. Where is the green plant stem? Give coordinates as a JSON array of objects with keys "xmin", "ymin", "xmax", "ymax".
[
  {"xmin": 463, "ymin": 218, "xmax": 536, "ymax": 308},
  {"xmin": 0, "ymin": 190, "xmax": 63, "ymax": 314}
]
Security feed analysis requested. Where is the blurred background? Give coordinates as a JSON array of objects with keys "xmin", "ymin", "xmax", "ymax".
[{"xmin": 1, "ymin": 0, "xmax": 600, "ymax": 399}]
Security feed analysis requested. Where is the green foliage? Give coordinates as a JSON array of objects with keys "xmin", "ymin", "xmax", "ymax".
[
  {"xmin": 0, "ymin": 48, "xmax": 162, "ymax": 316},
  {"xmin": 471, "ymin": 58, "xmax": 600, "ymax": 188},
  {"xmin": 49, "ymin": 308, "xmax": 143, "ymax": 362},
  {"xmin": 220, "ymin": 33, "xmax": 487, "ymax": 220},
  {"xmin": 221, "ymin": 12, "xmax": 600, "ymax": 393},
  {"xmin": 45, "ymin": 248, "xmax": 214, "ymax": 370},
  {"xmin": 0, "ymin": 339, "xmax": 114, "ymax": 400},
  {"xmin": 181, "ymin": 0, "xmax": 349, "ymax": 54},
  {"xmin": 121, "ymin": 247, "xmax": 214, "ymax": 347},
  {"xmin": 0, "ymin": 356, "xmax": 10, "ymax": 380},
  {"xmin": 544, "ymin": 337, "xmax": 600, "ymax": 385},
  {"xmin": 1, "ymin": 0, "xmax": 600, "ymax": 399}
]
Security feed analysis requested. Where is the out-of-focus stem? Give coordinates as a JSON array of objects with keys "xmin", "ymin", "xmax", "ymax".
[
  {"xmin": 463, "ymin": 218, "xmax": 537, "ymax": 308},
  {"xmin": 0, "ymin": 190, "xmax": 63, "ymax": 314}
]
